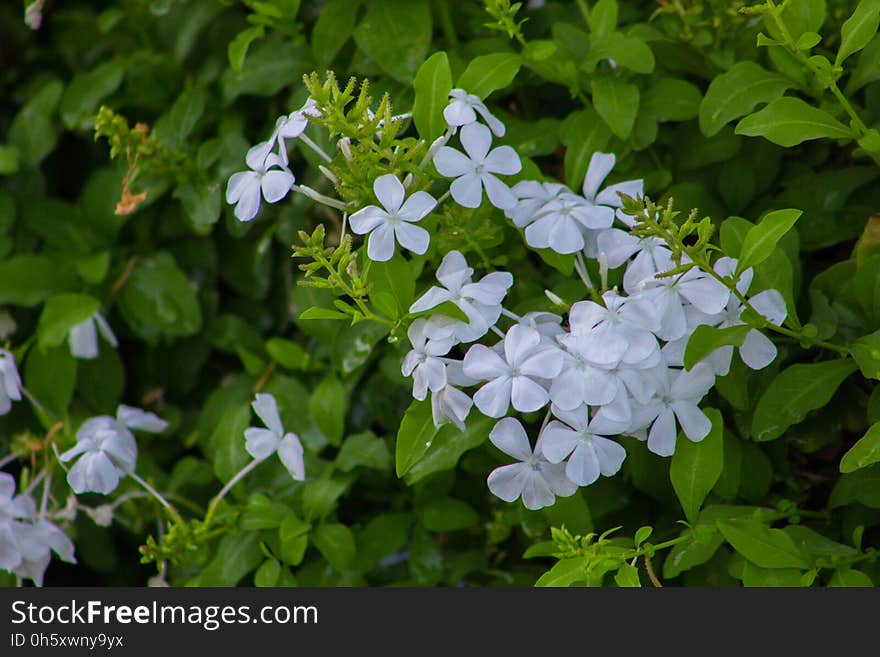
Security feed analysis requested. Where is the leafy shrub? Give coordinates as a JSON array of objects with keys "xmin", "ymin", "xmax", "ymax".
[{"xmin": 2, "ymin": 0, "xmax": 880, "ymax": 587}]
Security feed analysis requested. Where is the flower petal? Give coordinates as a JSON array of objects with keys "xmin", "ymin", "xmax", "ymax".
[
  {"xmin": 261, "ymin": 169, "xmax": 294, "ymax": 203},
  {"xmin": 69, "ymin": 318, "xmax": 98, "ymax": 359},
  {"xmin": 373, "ymin": 174, "xmax": 405, "ymax": 213},
  {"xmin": 252, "ymin": 393, "xmax": 284, "ymax": 435},
  {"xmin": 484, "ymin": 146, "xmax": 521, "ymax": 176},
  {"xmin": 489, "ymin": 417, "xmax": 533, "ymax": 460},
  {"xmin": 367, "ymin": 223, "xmax": 397, "ymax": 262},
  {"xmin": 459, "ymin": 122, "xmax": 492, "ymax": 162},
  {"xmin": 349, "ymin": 205, "xmax": 389, "ymax": 235},
  {"xmin": 450, "ymin": 173, "xmax": 484, "ymax": 208},
  {"xmin": 582, "ymin": 152, "xmax": 615, "ymax": 200},
  {"xmin": 399, "ymin": 191, "xmax": 437, "ymax": 222},
  {"xmin": 433, "ymin": 147, "xmax": 473, "ymax": 178},
  {"xmin": 277, "ymin": 433, "xmax": 305, "ymax": 481},
  {"xmin": 473, "ymin": 376, "xmax": 513, "ymax": 418},
  {"xmin": 487, "ymin": 463, "xmax": 528, "ymax": 502},
  {"xmin": 394, "ymin": 222, "xmax": 430, "ymax": 255}
]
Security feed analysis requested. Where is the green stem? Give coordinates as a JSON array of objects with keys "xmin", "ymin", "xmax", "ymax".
[
  {"xmin": 129, "ymin": 471, "xmax": 183, "ymax": 525},
  {"xmin": 766, "ymin": 1, "xmax": 869, "ymax": 138},
  {"xmin": 311, "ymin": 250, "xmax": 394, "ymax": 328},
  {"xmin": 203, "ymin": 458, "xmax": 262, "ymax": 529}
]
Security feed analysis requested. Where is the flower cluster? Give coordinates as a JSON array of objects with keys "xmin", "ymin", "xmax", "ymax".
[
  {"xmin": 0, "ymin": 472, "xmax": 75, "ymax": 585},
  {"xmin": 226, "ymin": 84, "xmax": 787, "ymax": 514}
]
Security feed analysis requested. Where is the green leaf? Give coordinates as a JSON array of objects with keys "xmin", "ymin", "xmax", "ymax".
[
  {"xmin": 312, "ymin": 523, "xmax": 356, "ymax": 571},
  {"xmin": 404, "ymin": 416, "xmax": 493, "ymax": 485},
  {"xmin": 534, "ymin": 558, "xmax": 588, "ymax": 587},
  {"xmin": 560, "ymin": 108, "xmax": 612, "ymax": 189},
  {"xmin": 662, "ymin": 530, "xmax": 725, "ymax": 579},
  {"xmin": 828, "ymin": 569, "xmax": 874, "ymax": 586},
  {"xmin": 413, "ymin": 51, "xmax": 453, "ymax": 142},
  {"xmin": 8, "ymin": 80, "xmax": 63, "ymax": 166},
  {"xmin": 670, "ymin": 408, "xmax": 725, "ymax": 524},
  {"xmin": 26, "ymin": 346, "xmax": 77, "ymax": 418},
  {"xmin": 837, "ymin": 0, "xmax": 880, "ymax": 65},
  {"xmin": 228, "ymin": 26, "xmax": 264, "ymax": 72},
  {"xmin": 614, "ymin": 563, "xmax": 641, "ymax": 587},
  {"xmin": 847, "ymin": 34, "xmax": 880, "ymax": 92},
  {"xmin": 37, "ymin": 293, "xmax": 101, "ymax": 351},
  {"xmin": 254, "ymin": 558, "xmax": 281, "ymax": 587},
  {"xmin": 699, "ymin": 62, "xmax": 790, "ymax": 137},
  {"xmin": 266, "ymin": 338, "xmax": 310, "ymax": 371},
  {"xmin": 840, "ymin": 421, "xmax": 880, "ymax": 472},
  {"xmin": 312, "ymin": 0, "xmax": 358, "ymax": 66},
  {"xmin": 366, "ymin": 253, "xmax": 415, "ymax": 319},
  {"xmin": 353, "ymin": 0, "xmax": 432, "ymax": 83},
  {"xmin": 240, "ymin": 494, "xmax": 292, "ymax": 530},
  {"xmin": 456, "ymin": 52, "xmax": 522, "ymax": 99},
  {"xmin": 0, "ymin": 146, "xmax": 19, "ymax": 175},
  {"xmin": 209, "ymin": 405, "xmax": 251, "ymax": 482},
  {"xmin": 642, "ymin": 78, "xmax": 702, "ymax": 121},
  {"xmin": 0, "ymin": 255, "xmax": 76, "ymax": 306},
  {"xmin": 395, "ymin": 398, "xmax": 440, "ymax": 477},
  {"xmin": 717, "ymin": 520, "xmax": 811, "ymax": 569},
  {"xmin": 737, "ymin": 208, "xmax": 802, "ymax": 273},
  {"xmin": 155, "ymin": 86, "xmax": 206, "ymax": 149},
  {"xmin": 299, "ymin": 307, "xmax": 348, "ymax": 321},
  {"xmin": 585, "ymin": 35, "xmax": 655, "ymax": 74},
  {"xmin": 60, "ymin": 60, "xmax": 125, "ymax": 130},
  {"xmin": 830, "ymin": 464, "xmax": 880, "ymax": 508},
  {"xmin": 416, "ymin": 497, "xmax": 479, "ymax": 532},
  {"xmin": 684, "ymin": 324, "xmax": 752, "ymax": 371},
  {"xmin": 279, "ymin": 515, "xmax": 310, "ymax": 565},
  {"xmin": 301, "ymin": 478, "xmax": 348, "ymax": 520},
  {"xmin": 336, "ymin": 431, "xmax": 391, "ymax": 472},
  {"xmin": 752, "ymin": 359, "xmax": 857, "ymax": 442},
  {"xmin": 117, "ymin": 252, "xmax": 202, "ymax": 340},
  {"xmin": 736, "ymin": 97, "xmax": 853, "ymax": 146},
  {"xmin": 849, "ymin": 329, "xmax": 880, "ymax": 379},
  {"xmin": 591, "ymin": 76, "xmax": 639, "ymax": 139},
  {"xmin": 589, "ymin": 0, "xmax": 618, "ymax": 40},
  {"xmin": 197, "ymin": 532, "xmax": 262, "ymax": 586},
  {"xmin": 741, "ymin": 562, "xmax": 806, "ymax": 587},
  {"xmin": 308, "ymin": 375, "xmax": 347, "ymax": 446}
]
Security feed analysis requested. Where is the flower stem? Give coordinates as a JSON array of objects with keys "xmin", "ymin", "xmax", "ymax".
[
  {"xmin": 129, "ymin": 471, "xmax": 183, "ymax": 524},
  {"xmin": 0, "ymin": 452, "xmax": 18, "ymax": 469},
  {"xmin": 203, "ymin": 458, "xmax": 262, "ymax": 528},
  {"xmin": 298, "ymin": 133, "xmax": 333, "ymax": 163},
  {"xmin": 39, "ymin": 473, "xmax": 51, "ymax": 520}
]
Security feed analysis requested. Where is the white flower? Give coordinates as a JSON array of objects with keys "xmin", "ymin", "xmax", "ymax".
[
  {"xmin": 463, "ymin": 324, "xmax": 563, "ymax": 417},
  {"xmin": 0, "ymin": 349, "xmax": 22, "ymax": 415},
  {"xmin": 244, "ymin": 393, "xmax": 305, "ymax": 481},
  {"xmin": 540, "ymin": 405, "xmax": 627, "ymax": 486},
  {"xmin": 226, "ymin": 146, "xmax": 295, "ymax": 222},
  {"xmin": 640, "ymin": 364, "xmax": 715, "ymax": 457},
  {"xmin": 247, "ymin": 98, "xmax": 320, "ymax": 167},
  {"xmin": 567, "ymin": 291, "xmax": 660, "ymax": 366},
  {"xmin": 518, "ymin": 311, "xmax": 565, "ymax": 338},
  {"xmin": 349, "ymin": 174, "xmax": 436, "ymax": 262},
  {"xmin": 409, "ymin": 250, "xmax": 512, "ymax": 343},
  {"xmin": 12, "ymin": 519, "xmax": 76, "ymax": 586},
  {"xmin": 0, "ymin": 473, "xmax": 35, "ymax": 571},
  {"xmin": 433, "ymin": 122, "xmax": 521, "ymax": 209},
  {"xmin": 582, "ymin": 152, "xmax": 643, "ymax": 209},
  {"xmin": 640, "ymin": 260, "xmax": 730, "ymax": 342},
  {"xmin": 709, "ymin": 257, "xmax": 787, "ymax": 371},
  {"xmin": 60, "ymin": 406, "xmax": 167, "ymax": 495},
  {"xmin": 523, "ymin": 196, "xmax": 615, "ymax": 254},
  {"xmin": 431, "ymin": 383, "xmax": 474, "ymax": 431},
  {"xmin": 550, "ymin": 340, "xmax": 658, "ymax": 418},
  {"xmin": 401, "ymin": 319, "xmax": 454, "ymax": 400},
  {"xmin": 69, "ymin": 312, "xmax": 117, "ymax": 360},
  {"xmin": 443, "ymin": 88, "xmax": 506, "ymax": 137},
  {"xmin": 505, "ymin": 180, "xmax": 573, "ymax": 228},
  {"xmin": 486, "ymin": 418, "xmax": 577, "ymax": 510}
]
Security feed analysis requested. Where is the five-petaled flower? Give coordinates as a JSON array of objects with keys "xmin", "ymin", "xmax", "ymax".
[
  {"xmin": 60, "ymin": 406, "xmax": 168, "ymax": 495},
  {"xmin": 433, "ymin": 123, "xmax": 521, "ymax": 209},
  {"xmin": 443, "ymin": 88, "xmax": 505, "ymax": 137},
  {"xmin": 349, "ymin": 174, "xmax": 436, "ymax": 262},
  {"xmin": 226, "ymin": 146, "xmax": 295, "ymax": 222},
  {"xmin": 486, "ymin": 418, "xmax": 577, "ymax": 510}
]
